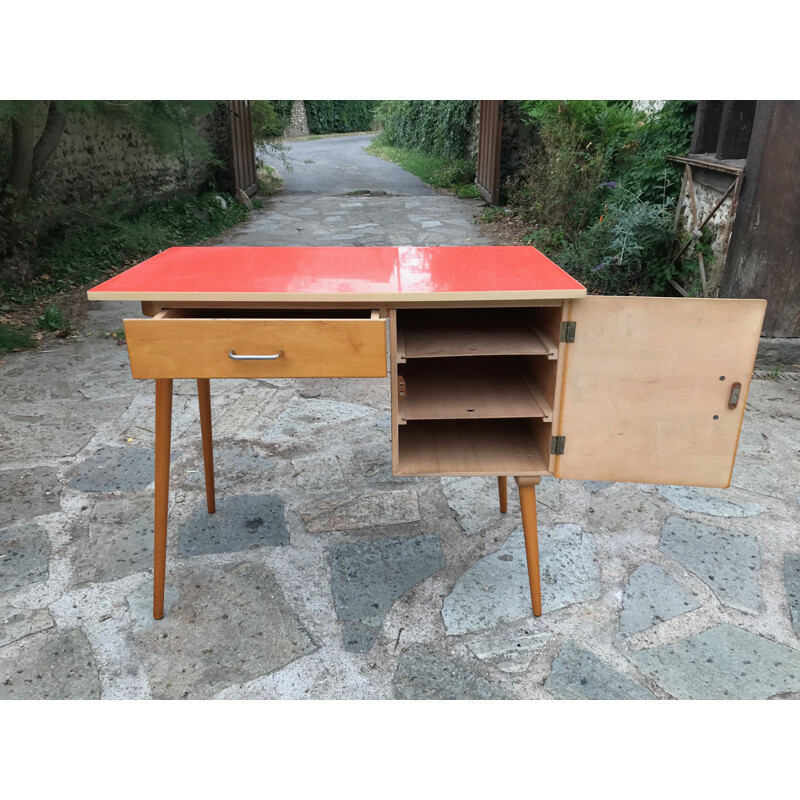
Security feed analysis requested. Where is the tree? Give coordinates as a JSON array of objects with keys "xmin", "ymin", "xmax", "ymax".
[{"xmin": 0, "ymin": 100, "xmax": 217, "ymax": 285}]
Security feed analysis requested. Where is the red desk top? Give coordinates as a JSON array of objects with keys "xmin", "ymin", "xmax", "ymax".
[{"xmin": 87, "ymin": 246, "xmax": 586, "ymax": 303}]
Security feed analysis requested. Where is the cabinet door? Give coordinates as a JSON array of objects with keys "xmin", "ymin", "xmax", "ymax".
[{"xmin": 554, "ymin": 296, "xmax": 766, "ymax": 488}]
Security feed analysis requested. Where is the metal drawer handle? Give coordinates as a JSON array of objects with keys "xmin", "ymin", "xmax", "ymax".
[{"xmin": 228, "ymin": 349, "xmax": 283, "ymax": 361}]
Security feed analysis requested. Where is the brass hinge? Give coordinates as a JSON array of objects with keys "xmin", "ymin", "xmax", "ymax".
[
  {"xmin": 550, "ymin": 436, "xmax": 566, "ymax": 455},
  {"xmin": 560, "ymin": 321, "xmax": 576, "ymax": 343}
]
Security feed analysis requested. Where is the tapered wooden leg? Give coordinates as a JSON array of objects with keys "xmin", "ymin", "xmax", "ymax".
[
  {"xmin": 153, "ymin": 378, "xmax": 173, "ymax": 620},
  {"xmin": 197, "ymin": 378, "xmax": 216, "ymax": 514},
  {"xmin": 497, "ymin": 476, "xmax": 508, "ymax": 514},
  {"xmin": 516, "ymin": 476, "xmax": 542, "ymax": 617}
]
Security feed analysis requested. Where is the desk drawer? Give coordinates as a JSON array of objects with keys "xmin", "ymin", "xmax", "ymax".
[{"xmin": 124, "ymin": 310, "xmax": 387, "ymax": 379}]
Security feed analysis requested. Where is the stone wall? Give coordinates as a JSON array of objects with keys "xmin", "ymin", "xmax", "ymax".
[
  {"xmin": 20, "ymin": 104, "xmax": 218, "ymax": 217},
  {"xmin": 283, "ymin": 101, "xmax": 310, "ymax": 138}
]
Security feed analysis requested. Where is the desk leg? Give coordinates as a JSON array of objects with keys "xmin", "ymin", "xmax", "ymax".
[
  {"xmin": 197, "ymin": 378, "xmax": 216, "ymax": 514},
  {"xmin": 497, "ymin": 476, "xmax": 508, "ymax": 514},
  {"xmin": 153, "ymin": 378, "xmax": 173, "ymax": 620},
  {"xmin": 515, "ymin": 476, "xmax": 542, "ymax": 617}
]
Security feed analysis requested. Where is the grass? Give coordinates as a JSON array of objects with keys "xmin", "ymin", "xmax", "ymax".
[
  {"xmin": 366, "ymin": 136, "xmax": 477, "ymax": 195},
  {"xmin": 0, "ymin": 324, "xmax": 34, "ymax": 353}
]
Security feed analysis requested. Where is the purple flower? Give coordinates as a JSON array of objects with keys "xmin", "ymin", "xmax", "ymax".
[
  {"xmin": 599, "ymin": 181, "xmax": 618, "ymax": 189},
  {"xmin": 593, "ymin": 263, "xmax": 605, "ymax": 271}
]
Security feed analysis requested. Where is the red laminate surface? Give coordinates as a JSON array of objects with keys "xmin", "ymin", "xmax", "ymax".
[{"xmin": 87, "ymin": 246, "xmax": 586, "ymax": 301}]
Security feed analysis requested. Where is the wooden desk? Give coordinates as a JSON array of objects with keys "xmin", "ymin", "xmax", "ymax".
[{"xmin": 88, "ymin": 246, "xmax": 766, "ymax": 621}]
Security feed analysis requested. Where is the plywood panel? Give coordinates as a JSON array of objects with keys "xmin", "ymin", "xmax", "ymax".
[
  {"xmin": 125, "ymin": 316, "xmax": 387, "ymax": 379},
  {"xmin": 555, "ymin": 296, "xmax": 765, "ymax": 487},
  {"xmin": 395, "ymin": 419, "xmax": 548, "ymax": 477},
  {"xmin": 398, "ymin": 358, "xmax": 550, "ymax": 421}
]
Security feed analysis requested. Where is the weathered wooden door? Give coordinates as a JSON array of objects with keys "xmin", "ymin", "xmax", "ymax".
[
  {"xmin": 476, "ymin": 101, "xmax": 503, "ymax": 204},
  {"xmin": 554, "ymin": 296, "xmax": 766, "ymax": 487},
  {"xmin": 227, "ymin": 100, "xmax": 257, "ymax": 197}
]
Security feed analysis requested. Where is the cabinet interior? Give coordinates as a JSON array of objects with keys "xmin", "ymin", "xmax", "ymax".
[{"xmin": 392, "ymin": 306, "xmax": 563, "ymax": 476}]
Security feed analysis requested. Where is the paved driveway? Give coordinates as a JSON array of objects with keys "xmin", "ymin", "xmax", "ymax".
[{"xmin": 258, "ymin": 134, "xmax": 435, "ymax": 195}]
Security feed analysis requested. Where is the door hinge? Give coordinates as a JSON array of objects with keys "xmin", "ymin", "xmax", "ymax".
[
  {"xmin": 550, "ymin": 436, "xmax": 566, "ymax": 455},
  {"xmin": 560, "ymin": 321, "xmax": 576, "ymax": 343}
]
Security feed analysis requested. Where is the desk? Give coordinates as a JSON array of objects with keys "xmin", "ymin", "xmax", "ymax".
[{"xmin": 88, "ymin": 246, "xmax": 765, "ymax": 621}]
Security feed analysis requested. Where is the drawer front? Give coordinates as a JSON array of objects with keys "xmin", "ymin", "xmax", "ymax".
[{"xmin": 124, "ymin": 317, "xmax": 387, "ymax": 379}]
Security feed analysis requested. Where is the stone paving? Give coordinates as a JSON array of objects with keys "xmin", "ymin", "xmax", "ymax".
[{"xmin": 2, "ymin": 181, "xmax": 800, "ymax": 700}]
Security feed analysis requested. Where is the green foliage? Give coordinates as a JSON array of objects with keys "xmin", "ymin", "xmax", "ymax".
[
  {"xmin": 0, "ymin": 323, "xmax": 33, "ymax": 352},
  {"xmin": 366, "ymin": 139, "xmax": 475, "ymax": 191},
  {"xmin": 530, "ymin": 193, "xmax": 678, "ymax": 295},
  {"xmin": 457, "ymin": 183, "xmax": 482, "ymax": 199},
  {"xmin": 621, "ymin": 101, "xmax": 697, "ymax": 203},
  {"xmin": 375, "ymin": 101, "xmax": 476, "ymax": 161},
  {"xmin": 0, "ymin": 192, "xmax": 248, "ymax": 306},
  {"xmin": 508, "ymin": 100, "xmax": 697, "ymax": 296},
  {"xmin": 304, "ymin": 102, "xmax": 378, "ymax": 135},
  {"xmin": 519, "ymin": 100, "xmax": 643, "ymax": 168},
  {"xmin": 36, "ymin": 302, "xmax": 68, "ymax": 331},
  {"xmin": 250, "ymin": 101, "xmax": 286, "ymax": 145},
  {"xmin": 256, "ymin": 164, "xmax": 283, "ymax": 195}
]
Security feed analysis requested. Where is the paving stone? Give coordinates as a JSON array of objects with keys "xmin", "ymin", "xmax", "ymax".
[
  {"xmin": 300, "ymin": 489, "xmax": 420, "ymax": 534},
  {"xmin": 329, "ymin": 534, "xmax": 445, "ymax": 652},
  {"xmin": 0, "ymin": 629, "xmax": 101, "ymax": 699},
  {"xmin": 619, "ymin": 563, "xmax": 701, "ymax": 635},
  {"xmin": 182, "ymin": 442, "xmax": 274, "ymax": 490},
  {"xmin": 466, "ymin": 628, "xmax": 551, "ymax": 673},
  {"xmin": 628, "ymin": 624, "xmax": 800, "ymax": 699},
  {"xmin": 583, "ymin": 481, "xmax": 611, "ymax": 493},
  {"xmin": 545, "ymin": 641, "xmax": 655, "ymax": 699},
  {"xmin": 657, "ymin": 484, "xmax": 765, "ymax": 517},
  {"xmin": 393, "ymin": 644, "xmax": 509, "ymax": 699},
  {"xmin": 0, "ymin": 523, "xmax": 50, "ymax": 592},
  {"xmin": 0, "ymin": 396, "xmax": 131, "ymax": 460},
  {"xmin": 340, "ymin": 443, "xmax": 417, "ymax": 485},
  {"xmin": 442, "ymin": 525, "xmax": 600, "ymax": 635},
  {"xmin": 588, "ymin": 484, "xmax": 658, "ymax": 531},
  {"xmin": 265, "ymin": 396, "xmax": 374, "ymax": 440},
  {"xmin": 290, "ymin": 455, "xmax": 346, "ymax": 492},
  {"xmin": 785, "ymin": 555, "xmax": 800, "ymax": 632},
  {"xmin": 133, "ymin": 561, "xmax": 316, "ymax": 699},
  {"xmin": 71, "ymin": 496, "xmax": 155, "ymax": 584},
  {"xmin": 69, "ymin": 446, "xmax": 179, "ymax": 493},
  {"xmin": 0, "ymin": 605, "xmax": 54, "ymax": 647},
  {"xmin": 659, "ymin": 516, "xmax": 761, "ymax": 613},
  {"xmin": 177, "ymin": 493, "xmax": 288, "ymax": 557},
  {"xmin": 731, "ymin": 458, "xmax": 788, "ymax": 499},
  {"xmin": 0, "ymin": 467, "xmax": 62, "ymax": 525},
  {"xmin": 440, "ymin": 476, "xmax": 514, "ymax": 533}
]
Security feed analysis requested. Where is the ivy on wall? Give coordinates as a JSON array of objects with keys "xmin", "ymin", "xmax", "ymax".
[
  {"xmin": 374, "ymin": 101, "xmax": 476, "ymax": 161},
  {"xmin": 304, "ymin": 101, "xmax": 378, "ymax": 135}
]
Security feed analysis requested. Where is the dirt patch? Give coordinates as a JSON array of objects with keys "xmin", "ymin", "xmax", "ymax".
[{"xmin": 475, "ymin": 209, "xmax": 530, "ymax": 246}]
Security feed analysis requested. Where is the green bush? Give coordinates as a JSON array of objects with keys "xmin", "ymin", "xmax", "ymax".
[
  {"xmin": 37, "ymin": 303, "xmax": 69, "ymax": 331},
  {"xmin": 508, "ymin": 100, "xmax": 697, "ymax": 295},
  {"xmin": 304, "ymin": 101, "xmax": 378, "ymax": 135},
  {"xmin": 256, "ymin": 164, "xmax": 283, "ymax": 196},
  {"xmin": 375, "ymin": 101, "xmax": 476, "ymax": 161},
  {"xmin": 251, "ymin": 101, "xmax": 286, "ymax": 145}
]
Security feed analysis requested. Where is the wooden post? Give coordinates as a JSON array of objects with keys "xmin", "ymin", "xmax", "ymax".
[
  {"xmin": 515, "ymin": 476, "xmax": 542, "ymax": 617},
  {"xmin": 153, "ymin": 378, "xmax": 173, "ymax": 620},
  {"xmin": 197, "ymin": 378, "xmax": 216, "ymax": 514}
]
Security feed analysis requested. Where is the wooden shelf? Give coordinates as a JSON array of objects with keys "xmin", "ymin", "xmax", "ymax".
[
  {"xmin": 395, "ymin": 419, "xmax": 549, "ymax": 476},
  {"xmin": 398, "ymin": 358, "xmax": 552, "ymax": 422},
  {"xmin": 398, "ymin": 309, "xmax": 557, "ymax": 359}
]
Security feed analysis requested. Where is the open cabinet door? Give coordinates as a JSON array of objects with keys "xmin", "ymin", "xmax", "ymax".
[{"xmin": 554, "ymin": 296, "xmax": 766, "ymax": 488}]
